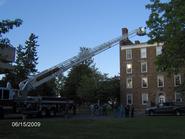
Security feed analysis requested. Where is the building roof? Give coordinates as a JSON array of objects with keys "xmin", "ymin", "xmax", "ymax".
[{"xmin": 120, "ymin": 42, "xmax": 163, "ymax": 50}]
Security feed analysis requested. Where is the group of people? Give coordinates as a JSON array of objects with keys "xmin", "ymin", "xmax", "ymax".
[
  {"xmin": 124, "ymin": 105, "xmax": 134, "ymax": 118},
  {"xmin": 114, "ymin": 104, "xmax": 135, "ymax": 118},
  {"xmin": 89, "ymin": 103, "xmax": 135, "ymax": 118},
  {"xmin": 89, "ymin": 103, "xmax": 112, "ymax": 116}
]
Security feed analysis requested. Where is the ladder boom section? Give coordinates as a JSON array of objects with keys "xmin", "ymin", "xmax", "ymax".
[{"xmin": 19, "ymin": 27, "xmax": 146, "ymax": 97}]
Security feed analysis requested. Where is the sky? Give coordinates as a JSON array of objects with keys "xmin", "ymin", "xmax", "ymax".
[{"xmin": 0, "ymin": 0, "xmax": 150, "ymax": 77}]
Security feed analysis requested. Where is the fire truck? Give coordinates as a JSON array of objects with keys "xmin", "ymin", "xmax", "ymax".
[{"xmin": 0, "ymin": 27, "xmax": 146, "ymax": 118}]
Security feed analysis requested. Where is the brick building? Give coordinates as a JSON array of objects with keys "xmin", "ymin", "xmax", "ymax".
[{"xmin": 120, "ymin": 28, "xmax": 184, "ymax": 112}]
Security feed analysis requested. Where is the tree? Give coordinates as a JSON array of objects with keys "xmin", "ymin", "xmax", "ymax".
[
  {"xmin": 23, "ymin": 33, "xmax": 39, "ymax": 75},
  {"xmin": 77, "ymin": 75, "xmax": 97, "ymax": 102},
  {"xmin": 96, "ymin": 76, "xmax": 120, "ymax": 103},
  {"xmin": 0, "ymin": 19, "xmax": 22, "ymax": 45},
  {"xmin": 76, "ymin": 72, "xmax": 120, "ymax": 104},
  {"xmin": 62, "ymin": 64, "xmax": 94, "ymax": 100},
  {"xmin": 79, "ymin": 47, "xmax": 93, "ymax": 66},
  {"xmin": 62, "ymin": 47, "xmax": 95, "ymax": 101},
  {"xmin": 15, "ymin": 45, "xmax": 27, "ymax": 82},
  {"xmin": 146, "ymin": 0, "xmax": 185, "ymax": 100},
  {"xmin": 3, "ymin": 33, "xmax": 39, "ymax": 88},
  {"xmin": 0, "ymin": 19, "xmax": 22, "ymax": 87},
  {"xmin": 30, "ymin": 80, "xmax": 56, "ymax": 96},
  {"xmin": 146, "ymin": 0, "xmax": 185, "ymax": 73},
  {"xmin": 62, "ymin": 47, "xmax": 121, "ymax": 104}
]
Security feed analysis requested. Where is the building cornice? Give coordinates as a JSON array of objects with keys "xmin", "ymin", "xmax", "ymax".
[{"xmin": 121, "ymin": 42, "xmax": 163, "ymax": 50}]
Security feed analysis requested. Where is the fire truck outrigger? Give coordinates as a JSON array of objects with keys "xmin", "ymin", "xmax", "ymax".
[{"xmin": 0, "ymin": 27, "xmax": 146, "ymax": 118}]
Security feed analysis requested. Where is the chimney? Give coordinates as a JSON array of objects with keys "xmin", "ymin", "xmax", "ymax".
[
  {"xmin": 120, "ymin": 27, "xmax": 133, "ymax": 46},
  {"xmin": 122, "ymin": 28, "xmax": 128, "ymax": 37}
]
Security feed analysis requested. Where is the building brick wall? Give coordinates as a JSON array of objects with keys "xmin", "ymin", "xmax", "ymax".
[{"xmin": 120, "ymin": 42, "xmax": 184, "ymax": 112}]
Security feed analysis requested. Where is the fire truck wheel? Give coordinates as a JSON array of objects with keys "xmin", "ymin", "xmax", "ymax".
[
  {"xmin": 175, "ymin": 110, "xmax": 181, "ymax": 116},
  {"xmin": 41, "ymin": 108, "xmax": 48, "ymax": 117},
  {"xmin": 0, "ymin": 107, "xmax": 4, "ymax": 119},
  {"xmin": 49, "ymin": 108, "xmax": 56, "ymax": 117}
]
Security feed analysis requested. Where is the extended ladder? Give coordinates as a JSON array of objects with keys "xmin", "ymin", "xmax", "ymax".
[{"xmin": 19, "ymin": 27, "xmax": 146, "ymax": 98}]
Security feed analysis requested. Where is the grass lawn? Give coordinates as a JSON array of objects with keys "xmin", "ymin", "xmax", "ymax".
[{"xmin": 0, "ymin": 116, "xmax": 185, "ymax": 139}]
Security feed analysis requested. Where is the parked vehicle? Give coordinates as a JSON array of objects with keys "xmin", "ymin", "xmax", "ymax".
[{"xmin": 145, "ymin": 102, "xmax": 185, "ymax": 116}]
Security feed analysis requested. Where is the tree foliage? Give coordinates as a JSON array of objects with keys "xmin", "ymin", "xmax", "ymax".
[
  {"xmin": 146, "ymin": 0, "xmax": 185, "ymax": 100},
  {"xmin": 79, "ymin": 47, "xmax": 93, "ymax": 66},
  {"xmin": 0, "ymin": 19, "xmax": 39, "ymax": 88},
  {"xmin": 23, "ymin": 33, "xmax": 39, "ymax": 75},
  {"xmin": 61, "ymin": 47, "xmax": 120, "ymax": 104},
  {"xmin": 77, "ymin": 74, "xmax": 120, "ymax": 103},
  {"xmin": 30, "ymin": 80, "xmax": 56, "ymax": 96},
  {"xmin": 61, "ymin": 47, "xmax": 94, "ymax": 100},
  {"xmin": 15, "ymin": 45, "xmax": 27, "ymax": 82},
  {"xmin": 3, "ymin": 33, "xmax": 39, "ymax": 88},
  {"xmin": 146, "ymin": 0, "xmax": 185, "ymax": 73},
  {"xmin": 0, "ymin": 19, "xmax": 23, "ymax": 87},
  {"xmin": 77, "ymin": 74, "xmax": 97, "ymax": 102},
  {"xmin": 96, "ymin": 76, "xmax": 120, "ymax": 103},
  {"xmin": 62, "ymin": 64, "xmax": 95, "ymax": 100},
  {"xmin": 0, "ymin": 19, "xmax": 22, "ymax": 45}
]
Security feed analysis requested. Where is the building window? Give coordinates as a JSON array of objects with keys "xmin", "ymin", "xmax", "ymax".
[
  {"xmin": 142, "ymin": 93, "xmax": 148, "ymax": 105},
  {"xmin": 157, "ymin": 75, "xmax": 164, "ymax": 87},
  {"xmin": 175, "ymin": 92, "xmax": 183, "ymax": 102},
  {"xmin": 156, "ymin": 46, "xmax": 162, "ymax": 56},
  {"xmin": 142, "ymin": 77, "xmax": 148, "ymax": 88},
  {"xmin": 141, "ymin": 62, "xmax": 147, "ymax": 73},
  {"xmin": 140, "ymin": 48, "xmax": 147, "ymax": 58},
  {"xmin": 174, "ymin": 74, "xmax": 181, "ymax": 86},
  {"xmin": 126, "ymin": 49, "xmax": 132, "ymax": 60},
  {"xmin": 126, "ymin": 77, "xmax": 133, "ymax": 88},
  {"xmin": 126, "ymin": 63, "xmax": 132, "ymax": 74},
  {"xmin": 127, "ymin": 94, "xmax": 133, "ymax": 105}
]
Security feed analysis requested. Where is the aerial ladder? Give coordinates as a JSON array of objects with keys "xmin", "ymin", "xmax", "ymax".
[{"xmin": 18, "ymin": 27, "xmax": 146, "ymax": 98}]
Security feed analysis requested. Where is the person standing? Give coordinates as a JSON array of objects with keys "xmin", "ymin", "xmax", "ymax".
[
  {"xmin": 72, "ymin": 103, "xmax": 76, "ymax": 115},
  {"xmin": 125, "ymin": 105, "xmax": 129, "ymax": 117},
  {"xmin": 131, "ymin": 105, "xmax": 134, "ymax": 118},
  {"xmin": 120, "ymin": 105, "xmax": 124, "ymax": 118}
]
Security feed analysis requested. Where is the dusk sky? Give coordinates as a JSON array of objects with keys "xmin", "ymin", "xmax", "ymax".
[{"xmin": 0, "ymin": 0, "xmax": 150, "ymax": 77}]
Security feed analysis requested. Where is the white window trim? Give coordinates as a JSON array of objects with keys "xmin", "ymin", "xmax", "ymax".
[
  {"xmin": 126, "ymin": 49, "xmax": 132, "ymax": 60},
  {"xmin": 126, "ymin": 63, "xmax": 132, "ymax": 74},
  {"xmin": 141, "ymin": 62, "xmax": 147, "ymax": 73},
  {"xmin": 140, "ymin": 48, "xmax": 147, "ymax": 59},
  {"xmin": 126, "ymin": 77, "xmax": 133, "ymax": 88},
  {"xmin": 156, "ymin": 46, "xmax": 162, "ymax": 56},
  {"xmin": 175, "ymin": 92, "xmax": 183, "ymax": 102},
  {"xmin": 174, "ymin": 74, "xmax": 182, "ymax": 86},
  {"xmin": 141, "ymin": 77, "xmax": 148, "ymax": 88},
  {"xmin": 157, "ymin": 75, "xmax": 164, "ymax": 88},
  {"xmin": 127, "ymin": 94, "xmax": 133, "ymax": 105},
  {"xmin": 142, "ymin": 93, "xmax": 148, "ymax": 105}
]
